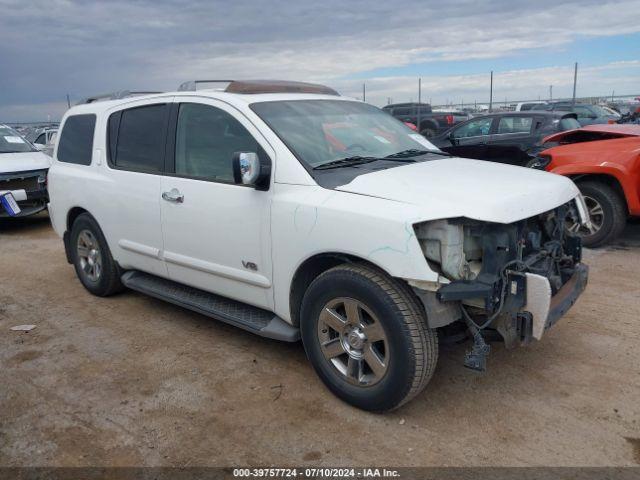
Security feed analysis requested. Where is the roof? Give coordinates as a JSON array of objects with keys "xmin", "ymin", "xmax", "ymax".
[
  {"xmin": 383, "ymin": 102, "xmax": 431, "ymax": 108},
  {"xmin": 465, "ymin": 111, "xmax": 577, "ymax": 119},
  {"xmin": 62, "ymin": 90, "xmax": 358, "ymax": 119}
]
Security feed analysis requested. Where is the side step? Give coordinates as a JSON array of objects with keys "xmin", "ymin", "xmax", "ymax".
[{"xmin": 121, "ymin": 271, "xmax": 300, "ymax": 342}]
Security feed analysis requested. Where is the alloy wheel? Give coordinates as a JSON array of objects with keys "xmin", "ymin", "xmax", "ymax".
[
  {"xmin": 317, "ymin": 297, "xmax": 389, "ymax": 386},
  {"xmin": 76, "ymin": 229, "xmax": 102, "ymax": 282},
  {"xmin": 566, "ymin": 195, "xmax": 604, "ymax": 237}
]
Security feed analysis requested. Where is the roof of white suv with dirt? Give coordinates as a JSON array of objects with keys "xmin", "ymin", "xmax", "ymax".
[{"xmin": 69, "ymin": 80, "xmax": 354, "ymax": 115}]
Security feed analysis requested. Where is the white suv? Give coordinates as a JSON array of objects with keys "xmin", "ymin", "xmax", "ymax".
[{"xmin": 48, "ymin": 80, "xmax": 590, "ymax": 411}]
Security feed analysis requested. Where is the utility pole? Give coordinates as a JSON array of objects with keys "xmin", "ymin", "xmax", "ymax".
[
  {"xmin": 571, "ymin": 62, "xmax": 578, "ymax": 107},
  {"xmin": 66, "ymin": 94, "xmax": 71, "ymax": 109},
  {"xmin": 489, "ymin": 71, "xmax": 493, "ymax": 113},
  {"xmin": 362, "ymin": 83, "xmax": 366, "ymax": 102},
  {"xmin": 417, "ymin": 78, "xmax": 422, "ymax": 132},
  {"xmin": 549, "ymin": 85, "xmax": 553, "ymax": 101}
]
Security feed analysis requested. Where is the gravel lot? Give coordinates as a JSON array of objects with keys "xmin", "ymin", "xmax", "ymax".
[{"xmin": 1, "ymin": 214, "xmax": 639, "ymax": 467}]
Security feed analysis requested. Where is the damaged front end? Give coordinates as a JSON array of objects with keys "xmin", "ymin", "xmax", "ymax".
[{"xmin": 411, "ymin": 200, "xmax": 589, "ymax": 371}]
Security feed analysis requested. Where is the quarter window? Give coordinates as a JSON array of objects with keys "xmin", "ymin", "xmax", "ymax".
[
  {"xmin": 174, "ymin": 103, "xmax": 259, "ymax": 182},
  {"xmin": 57, "ymin": 114, "xmax": 96, "ymax": 165},
  {"xmin": 109, "ymin": 104, "xmax": 168, "ymax": 172},
  {"xmin": 497, "ymin": 116, "xmax": 533, "ymax": 134}
]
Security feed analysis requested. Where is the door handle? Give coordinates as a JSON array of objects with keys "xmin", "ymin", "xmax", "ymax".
[{"xmin": 162, "ymin": 189, "xmax": 184, "ymax": 203}]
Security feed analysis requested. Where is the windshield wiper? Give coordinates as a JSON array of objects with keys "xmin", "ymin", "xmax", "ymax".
[
  {"xmin": 313, "ymin": 156, "xmax": 381, "ymax": 170},
  {"xmin": 385, "ymin": 148, "xmax": 451, "ymax": 159}
]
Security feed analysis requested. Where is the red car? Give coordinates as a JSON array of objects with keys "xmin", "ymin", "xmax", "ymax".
[{"xmin": 534, "ymin": 124, "xmax": 640, "ymax": 247}]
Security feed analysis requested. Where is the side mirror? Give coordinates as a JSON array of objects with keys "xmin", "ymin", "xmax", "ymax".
[{"xmin": 232, "ymin": 152, "xmax": 271, "ymax": 190}]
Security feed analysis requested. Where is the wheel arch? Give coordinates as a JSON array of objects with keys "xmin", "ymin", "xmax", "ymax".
[
  {"xmin": 569, "ymin": 173, "xmax": 629, "ymax": 214},
  {"xmin": 289, "ymin": 252, "xmax": 393, "ymax": 327},
  {"xmin": 61, "ymin": 206, "xmax": 91, "ymax": 263}
]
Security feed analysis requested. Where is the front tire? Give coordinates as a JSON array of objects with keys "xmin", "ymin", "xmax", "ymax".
[
  {"xmin": 70, "ymin": 213, "xmax": 123, "ymax": 296},
  {"xmin": 300, "ymin": 264, "xmax": 438, "ymax": 411},
  {"xmin": 421, "ymin": 127, "xmax": 437, "ymax": 138}
]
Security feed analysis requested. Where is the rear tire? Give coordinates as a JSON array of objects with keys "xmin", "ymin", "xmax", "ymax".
[
  {"xmin": 574, "ymin": 181, "xmax": 627, "ymax": 248},
  {"xmin": 300, "ymin": 263, "xmax": 438, "ymax": 411},
  {"xmin": 70, "ymin": 213, "xmax": 124, "ymax": 296}
]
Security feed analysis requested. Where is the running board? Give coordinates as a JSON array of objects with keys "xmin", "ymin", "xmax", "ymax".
[{"xmin": 121, "ymin": 271, "xmax": 300, "ymax": 342}]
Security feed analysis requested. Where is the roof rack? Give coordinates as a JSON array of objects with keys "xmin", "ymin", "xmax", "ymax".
[
  {"xmin": 178, "ymin": 79, "xmax": 339, "ymax": 96},
  {"xmin": 78, "ymin": 90, "xmax": 163, "ymax": 105}
]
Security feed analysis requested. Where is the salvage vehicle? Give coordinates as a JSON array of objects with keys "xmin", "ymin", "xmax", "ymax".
[
  {"xmin": 0, "ymin": 124, "xmax": 51, "ymax": 217},
  {"xmin": 430, "ymin": 111, "xmax": 580, "ymax": 166},
  {"xmin": 47, "ymin": 80, "xmax": 590, "ymax": 411},
  {"xmin": 530, "ymin": 124, "xmax": 640, "ymax": 247},
  {"xmin": 382, "ymin": 103, "xmax": 469, "ymax": 138}
]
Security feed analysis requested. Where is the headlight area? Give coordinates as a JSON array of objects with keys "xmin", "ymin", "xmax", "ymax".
[{"xmin": 412, "ymin": 202, "xmax": 587, "ymax": 371}]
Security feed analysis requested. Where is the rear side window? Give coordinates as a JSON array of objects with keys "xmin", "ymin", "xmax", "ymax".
[
  {"xmin": 57, "ymin": 114, "xmax": 96, "ymax": 165},
  {"xmin": 497, "ymin": 116, "xmax": 533, "ymax": 134},
  {"xmin": 108, "ymin": 104, "xmax": 168, "ymax": 172}
]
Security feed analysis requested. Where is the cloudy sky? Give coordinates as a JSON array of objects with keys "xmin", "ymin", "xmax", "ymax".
[{"xmin": 1, "ymin": 0, "xmax": 639, "ymax": 121}]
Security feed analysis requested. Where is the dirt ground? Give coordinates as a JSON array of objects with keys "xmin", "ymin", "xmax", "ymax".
[{"xmin": 0, "ymin": 214, "xmax": 639, "ymax": 467}]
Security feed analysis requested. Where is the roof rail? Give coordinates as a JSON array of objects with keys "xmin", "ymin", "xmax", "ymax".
[
  {"xmin": 178, "ymin": 80, "xmax": 234, "ymax": 92},
  {"xmin": 77, "ymin": 90, "xmax": 163, "ymax": 105},
  {"xmin": 178, "ymin": 79, "xmax": 339, "ymax": 96}
]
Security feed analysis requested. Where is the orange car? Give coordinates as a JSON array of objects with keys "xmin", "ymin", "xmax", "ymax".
[{"xmin": 532, "ymin": 124, "xmax": 640, "ymax": 247}]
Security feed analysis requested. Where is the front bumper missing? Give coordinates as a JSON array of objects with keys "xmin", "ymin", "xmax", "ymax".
[
  {"xmin": 436, "ymin": 262, "xmax": 588, "ymax": 343},
  {"xmin": 526, "ymin": 263, "xmax": 589, "ymax": 340}
]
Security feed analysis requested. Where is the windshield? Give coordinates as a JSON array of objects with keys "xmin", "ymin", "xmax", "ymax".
[
  {"xmin": 0, "ymin": 127, "xmax": 35, "ymax": 153},
  {"xmin": 250, "ymin": 100, "xmax": 439, "ymax": 168},
  {"xmin": 590, "ymin": 104, "xmax": 615, "ymax": 117}
]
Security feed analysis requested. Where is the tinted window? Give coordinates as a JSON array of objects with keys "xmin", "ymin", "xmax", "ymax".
[
  {"xmin": 392, "ymin": 107, "xmax": 412, "ymax": 116},
  {"xmin": 175, "ymin": 103, "xmax": 259, "ymax": 182},
  {"xmin": 110, "ymin": 104, "xmax": 168, "ymax": 172},
  {"xmin": 559, "ymin": 117, "xmax": 581, "ymax": 131},
  {"xmin": 57, "ymin": 114, "xmax": 96, "ymax": 165},
  {"xmin": 35, "ymin": 133, "xmax": 46, "ymax": 144},
  {"xmin": 452, "ymin": 117, "xmax": 493, "ymax": 138},
  {"xmin": 497, "ymin": 116, "xmax": 533, "ymax": 134},
  {"xmin": 573, "ymin": 105, "xmax": 594, "ymax": 119}
]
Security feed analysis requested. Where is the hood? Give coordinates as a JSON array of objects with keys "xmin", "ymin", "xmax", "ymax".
[
  {"xmin": 335, "ymin": 157, "xmax": 579, "ymax": 224},
  {"xmin": 0, "ymin": 151, "xmax": 51, "ymax": 174},
  {"xmin": 543, "ymin": 124, "xmax": 640, "ymax": 143}
]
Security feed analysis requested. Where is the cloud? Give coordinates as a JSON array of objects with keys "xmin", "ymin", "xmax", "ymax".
[{"xmin": 1, "ymin": 0, "xmax": 640, "ymax": 120}]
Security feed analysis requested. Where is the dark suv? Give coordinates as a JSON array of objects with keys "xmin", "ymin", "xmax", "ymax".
[
  {"xmin": 430, "ymin": 111, "xmax": 580, "ymax": 166},
  {"xmin": 532, "ymin": 102, "xmax": 619, "ymax": 126},
  {"xmin": 382, "ymin": 103, "xmax": 469, "ymax": 138}
]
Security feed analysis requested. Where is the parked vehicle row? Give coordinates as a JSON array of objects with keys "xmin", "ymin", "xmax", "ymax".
[
  {"xmin": 382, "ymin": 102, "xmax": 470, "ymax": 137},
  {"xmin": 429, "ymin": 111, "xmax": 580, "ymax": 166}
]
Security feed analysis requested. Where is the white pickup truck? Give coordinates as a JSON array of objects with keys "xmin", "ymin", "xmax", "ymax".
[{"xmin": 47, "ymin": 80, "xmax": 589, "ymax": 411}]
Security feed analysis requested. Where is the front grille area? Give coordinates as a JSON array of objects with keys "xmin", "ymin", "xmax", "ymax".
[{"xmin": 0, "ymin": 170, "xmax": 45, "ymax": 193}]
